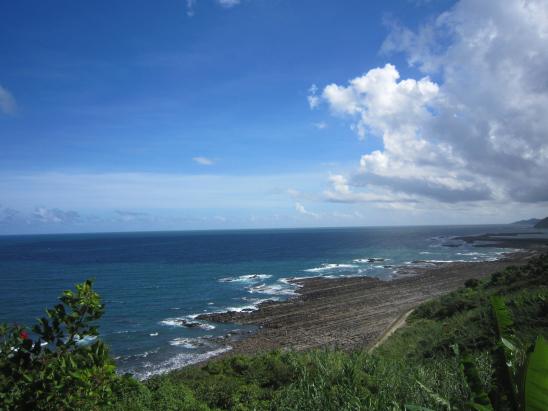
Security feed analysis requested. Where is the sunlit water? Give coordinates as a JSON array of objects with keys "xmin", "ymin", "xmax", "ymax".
[{"xmin": 0, "ymin": 225, "xmax": 528, "ymax": 378}]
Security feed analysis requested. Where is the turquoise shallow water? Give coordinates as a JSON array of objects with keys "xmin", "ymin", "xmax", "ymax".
[{"xmin": 0, "ymin": 225, "xmax": 523, "ymax": 378}]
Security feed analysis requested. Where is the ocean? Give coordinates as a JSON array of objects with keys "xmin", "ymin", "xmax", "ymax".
[{"xmin": 0, "ymin": 225, "xmax": 524, "ymax": 379}]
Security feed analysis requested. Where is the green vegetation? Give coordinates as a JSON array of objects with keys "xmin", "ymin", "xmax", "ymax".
[
  {"xmin": 0, "ymin": 280, "xmax": 118, "ymax": 410},
  {"xmin": 534, "ymin": 217, "xmax": 548, "ymax": 229},
  {"xmin": 2, "ymin": 254, "xmax": 547, "ymax": 410}
]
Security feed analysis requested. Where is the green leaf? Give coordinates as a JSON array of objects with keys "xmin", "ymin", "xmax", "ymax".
[
  {"xmin": 501, "ymin": 337, "xmax": 517, "ymax": 353},
  {"xmin": 466, "ymin": 402, "xmax": 494, "ymax": 411},
  {"xmin": 416, "ymin": 380, "xmax": 452, "ymax": 410},
  {"xmin": 490, "ymin": 296, "xmax": 513, "ymax": 339},
  {"xmin": 525, "ymin": 336, "xmax": 548, "ymax": 411}
]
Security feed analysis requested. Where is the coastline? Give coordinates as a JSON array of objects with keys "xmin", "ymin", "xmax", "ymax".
[{"xmin": 197, "ymin": 248, "xmax": 541, "ymax": 358}]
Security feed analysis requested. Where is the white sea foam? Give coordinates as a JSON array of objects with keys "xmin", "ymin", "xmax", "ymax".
[
  {"xmin": 246, "ymin": 282, "xmax": 298, "ymax": 296},
  {"xmin": 218, "ymin": 274, "xmax": 272, "ymax": 283},
  {"xmin": 427, "ymin": 259, "xmax": 467, "ymax": 263},
  {"xmin": 224, "ymin": 297, "xmax": 279, "ymax": 313},
  {"xmin": 75, "ymin": 335, "xmax": 97, "ymax": 346},
  {"xmin": 117, "ymin": 348, "xmax": 161, "ymax": 362},
  {"xmin": 160, "ymin": 317, "xmax": 215, "ymax": 330},
  {"xmin": 133, "ymin": 346, "xmax": 233, "ymax": 380},
  {"xmin": 169, "ymin": 336, "xmax": 216, "ymax": 349},
  {"xmin": 353, "ymin": 258, "xmax": 388, "ymax": 263},
  {"xmin": 161, "ymin": 319, "xmax": 180, "ymax": 327},
  {"xmin": 242, "ymin": 295, "xmax": 281, "ymax": 302},
  {"xmin": 304, "ymin": 263, "xmax": 358, "ymax": 273},
  {"xmin": 225, "ymin": 304, "xmax": 260, "ymax": 312}
]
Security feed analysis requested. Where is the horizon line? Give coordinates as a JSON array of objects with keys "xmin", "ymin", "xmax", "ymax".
[{"xmin": 0, "ymin": 222, "xmax": 520, "ymax": 238}]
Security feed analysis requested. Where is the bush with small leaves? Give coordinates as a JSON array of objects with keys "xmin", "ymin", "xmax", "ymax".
[{"xmin": 0, "ymin": 280, "xmax": 118, "ymax": 410}]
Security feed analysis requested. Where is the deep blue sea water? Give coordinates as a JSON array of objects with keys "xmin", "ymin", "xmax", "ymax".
[{"xmin": 0, "ymin": 225, "xmax": 527, "ymax": 378}]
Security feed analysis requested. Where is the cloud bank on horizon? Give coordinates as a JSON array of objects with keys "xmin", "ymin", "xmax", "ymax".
[{"xmin": 313, "ymin": 0, "xmax": 548, "ymax": 209}]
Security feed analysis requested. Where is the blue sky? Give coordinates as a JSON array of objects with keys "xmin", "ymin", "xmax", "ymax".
[{"xmin": 1, "ymin": 0, "xmax": 547, "ymax": 234}]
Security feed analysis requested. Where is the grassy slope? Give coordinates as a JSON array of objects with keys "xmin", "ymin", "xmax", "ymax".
[{"xmin": 108, "ymin": 254, "xmax": 548, "ymax": 411}]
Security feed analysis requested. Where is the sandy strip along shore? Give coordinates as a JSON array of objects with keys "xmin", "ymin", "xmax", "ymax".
[{"xmin": 198, "ymin": 249, "xmax": 542, "ymax": 356}]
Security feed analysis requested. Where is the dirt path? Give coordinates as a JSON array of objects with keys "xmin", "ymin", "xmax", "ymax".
[{"xmin": 369, "ymin": 309, "xmax": 414, "ymax": 352}]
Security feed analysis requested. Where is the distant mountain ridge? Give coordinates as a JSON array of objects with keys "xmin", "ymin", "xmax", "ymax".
[
  {"xmin": 511, "ymin": 218, "xmax": 541, "ymax": 226},
  {"xmin": 534, "ymin": 217, "xmax": 548, "ymax": 229}
]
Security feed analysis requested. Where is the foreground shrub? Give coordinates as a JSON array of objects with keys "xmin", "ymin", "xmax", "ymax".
[{"xmin": 0, "ymin": 280, "xmax": 118, "ymax": 410}]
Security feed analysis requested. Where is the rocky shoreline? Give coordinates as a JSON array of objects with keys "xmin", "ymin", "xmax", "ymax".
[
  {"xmin": 197, "ymin": 247, "xmax": 542, "ymax": 357},
  {"xmin": 454, "ymin": 231, "xmax": 548, "ymax": 248}
]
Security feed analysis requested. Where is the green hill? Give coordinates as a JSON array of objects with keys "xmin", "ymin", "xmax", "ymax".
[
  {"xmin": 511, "ymin": 218, "xmax": 541, "ymax": 226},
  {"xmin": 534, "ymin": 217, "xmax": 548, "ymax": 228}
]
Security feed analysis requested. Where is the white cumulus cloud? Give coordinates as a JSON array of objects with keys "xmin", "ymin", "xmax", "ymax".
[
  {"xmin": 0, "ymin": 85, "xmax": 17, "ymax": 115},
  {"xmin": 315, "ymin": 0, "xmax": 548, "ymax": 207}
]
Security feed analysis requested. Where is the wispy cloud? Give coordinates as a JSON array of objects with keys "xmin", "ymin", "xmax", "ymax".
[
  {"xmin": 307, "ymin": 84, "xmax": 320, "ymax": 109},
  {"xmin": 0, "ymin": 206, "xmax": 21, "ymax": 224},
  {"xmin": 186, "ymin": 0, "xmax": 242, "ymax": 17},
  {"xmin": 0, "ymin": 85, "xmax": 17, "ymax": 115},
  {"xmin": 114, "ymin": 210, "xmax": 151, "ymax": 222},
  {"xmin": 193, "ymin": 156, "xmax": 215, "ymax": 166},
  {"xmin": 0, "ymin": 171, "xmax": 323, "ymax": 210},
  {"xmin": 295, "ymin": 202, "xmax": 319, "ymax": 218},
  {"xmin": 217, "ymin": 0, "xmax": 240, "ymax": 8},
  {"xmin": 313, "ymin": 121, "xmax": 327, "ymax": 130},
  {"xmin": 32, "ymin": 207, "xmax": 80, "ymax": 224},
  {"xmin": 186, "ymin": 0, "xmax": 196, "ymax": 16}
]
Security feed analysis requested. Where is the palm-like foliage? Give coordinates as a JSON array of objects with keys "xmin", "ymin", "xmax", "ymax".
[
  {"xmin": 524, "ymin": 337, "xmax": 548, "ymax": 411},
  {"xmin": 490, "ymin": 295, "xmax": 548, "ymax": 411}
]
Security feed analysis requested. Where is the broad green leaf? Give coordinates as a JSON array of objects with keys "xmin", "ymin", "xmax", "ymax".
[
  {"xmin": 501, "ymin": 337, "xmax": 517, "ymax": 352},
  {"xmin": 490, "ymin": 296, "xmax": 513, "ymax": 338},
  {"xmin": 525, "ymin": 336, "xmax": 548, "ymax": 411}
]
